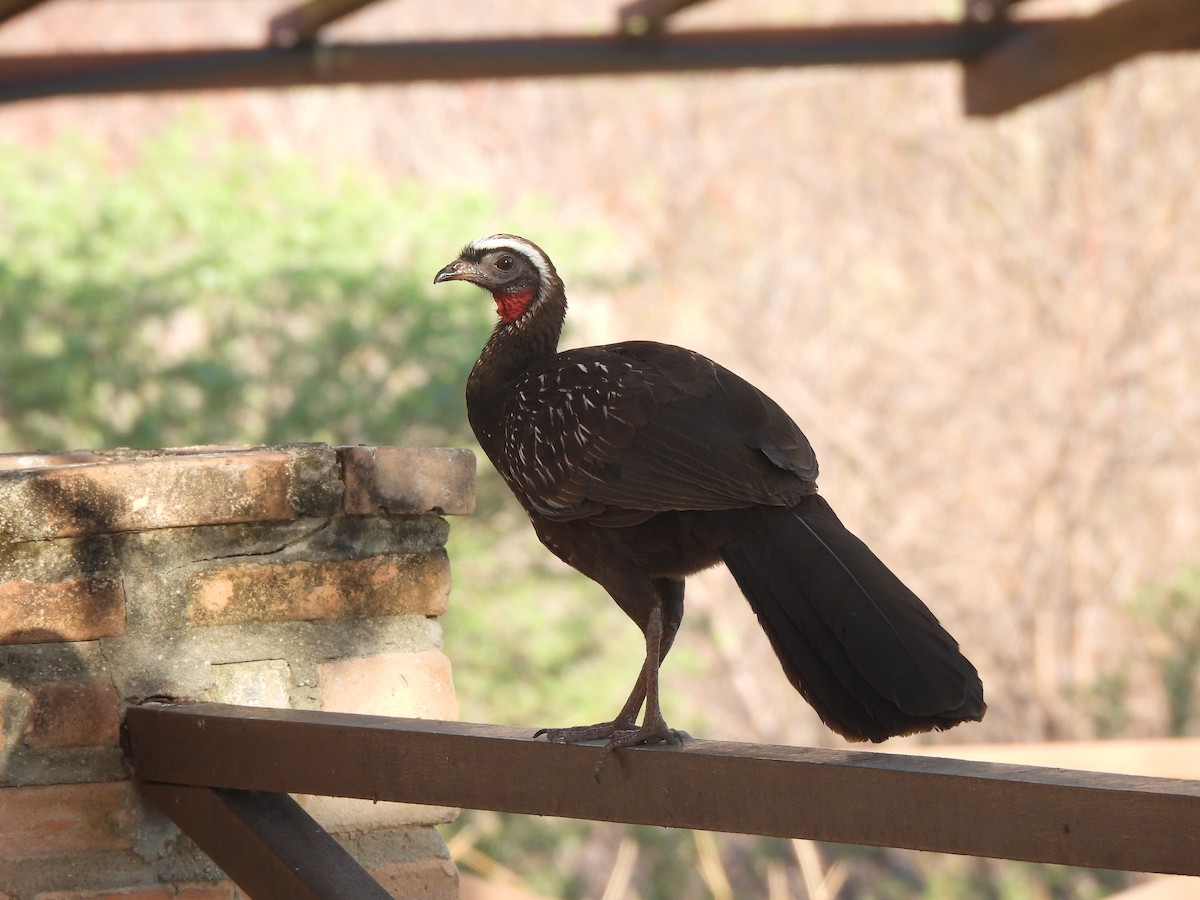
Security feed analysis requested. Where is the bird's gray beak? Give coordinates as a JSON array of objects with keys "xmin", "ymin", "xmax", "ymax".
[{"xmin": 434, "ymin": 259, "xmax": 471, "ymax": 285}]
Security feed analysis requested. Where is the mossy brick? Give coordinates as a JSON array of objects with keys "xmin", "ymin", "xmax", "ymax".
[
  {"xmin": 22, "ymin": 679, "xmax": 121, "ymax": 750},
  {"xmin": 282, "ymin": 442, "xmax": 345, "ymax": 518},
  {"xmin": 0, "ymin": 534, "xmax": 118, "ymax": 584},
  {"xmin": 339, "ymin": 446, "xmax": 475, "ymax": 516},
  {"xmin": 0, "ymin": 533, "xmax": 126, "ymax": 645},
  {"xmin": 186, "ymin": 550, "xmax": 450, "ymax": 627}
]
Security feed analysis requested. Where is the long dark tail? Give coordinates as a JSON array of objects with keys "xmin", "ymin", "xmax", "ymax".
[{"xmin": 721, "ymin": 495, "xmax": 985, "ymax": 742}]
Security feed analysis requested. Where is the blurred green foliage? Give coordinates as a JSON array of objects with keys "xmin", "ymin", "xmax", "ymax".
[
  {"xmin": 0, "ymin": 127, "xmax": 502, "ymax": 451},
  {"xmin": 1131, "ymin": 567, "xmax": 1200, "ymax": 737}
]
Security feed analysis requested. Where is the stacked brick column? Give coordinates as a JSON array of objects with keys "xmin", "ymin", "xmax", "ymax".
[{"xmin": 0, "ymin": 444, "xmax": 474, "ymax": 899}]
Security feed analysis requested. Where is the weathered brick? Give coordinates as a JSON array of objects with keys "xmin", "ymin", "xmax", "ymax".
[
  {"xmin": 22, "ymin": 678, "xmax": 121, "ymax": 749},
  {"xmin": 0, "ymin": 533, "xmax": 118, "ymax": 585},
  {"xmin": 207, "ymin": 660, "xmax": 292, "ymax": 708},
  {"xmin": 0, "ymin": 577, "xmax": 126, "ymax": 644},
  {"xmin": 187, "ymin": 550, "xmax": 449, "ymax": 627},
  {"xmin": 340, "ymin": 446, "xmax": 475, "ymax": 517},
  {"xmin": 0, "ymin": 782, "xmax": 141, "ymax": 858},
  {"xmin": 319, "ymin": 651, "xmax": 458, "ymax": 722},
  {"xmin": 0, "ymin": 680, "xmax": 30, "ymax": 750},
  {"xmin": 0, "ymin": 442, "xmax": 466, "ymax": 891},
  {"xmin": 0, "ymin": 450, "xmax": 301, "ymax": 541},
  {"xmin": 370, "ymin": 858, "xmax": 459, "ymax": 900},
  {"xmin": 282, "ymin": 443, "xmax": 344, "ymax": 519}
]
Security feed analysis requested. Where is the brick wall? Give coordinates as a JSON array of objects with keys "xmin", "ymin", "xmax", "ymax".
[{"xmin": 0, "ymin": 444, "xmax": 474, "ymax": 899}]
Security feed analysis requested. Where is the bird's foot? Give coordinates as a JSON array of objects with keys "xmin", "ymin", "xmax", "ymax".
[
  {"xmin": 593, "ymin": 719, "xmax": 688, "ymax": 781},
  {"xmin": 535, "ymin": 718, "xmax": 688, "ymax": 781}
]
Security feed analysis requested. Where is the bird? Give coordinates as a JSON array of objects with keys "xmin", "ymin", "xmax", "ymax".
[{"xmin": 434, "ymin": 233, "xmax": 985, "ymax": 759}]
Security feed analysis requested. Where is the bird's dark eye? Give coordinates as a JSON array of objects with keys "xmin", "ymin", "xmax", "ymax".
[{"xmin": 495, "ymin": 255, "xmax": 516, "ymax": 272}]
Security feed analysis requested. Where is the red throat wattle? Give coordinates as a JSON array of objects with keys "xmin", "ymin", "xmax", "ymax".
[{"xmin": 493, "ymin": 289, "xmax": 534, "ymax": 324}]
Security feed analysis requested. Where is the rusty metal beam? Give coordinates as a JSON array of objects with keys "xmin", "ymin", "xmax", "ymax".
[
  {"xmin": 965, "ymin": 0, "xmax": 1200, "ymax": 114},
  {"xmin": 0, "ymin": 22, "xmax": 1031, "ymax": 106},
  {"xmin": 139, "ymin": 783, "xmax": 392, "ymax": 900},
  {"xmin": 126, "ymin": 701, "xmax": 1200, "ymax": 876},
  {"xmin": 0, "ymin": 0, "xmax": 51, "ymax": 28},
  {"xmin": 269, "ymin": 0, "xmax": 385, "ymax": 49}
]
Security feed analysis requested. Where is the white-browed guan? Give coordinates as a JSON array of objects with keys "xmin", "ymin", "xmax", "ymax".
[{"xmin": 435, "ymin": 234, "xmax": 985, "ymax": 756}]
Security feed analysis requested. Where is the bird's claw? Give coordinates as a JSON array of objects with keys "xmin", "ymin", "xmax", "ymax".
[
  {"xmin": 534, "ymin": 720, "xmax": 638, "ymax": 744},
  {"xmin": 601, "ymin": 722, "xmax": 685, "ymax": 753},
  {"xmin": 534, "ymin": 718, "xmax": 689, "ymax": 780},
  {"xmin": 592, "ymin": 722, "xmax": 686, "ymax": 781}
]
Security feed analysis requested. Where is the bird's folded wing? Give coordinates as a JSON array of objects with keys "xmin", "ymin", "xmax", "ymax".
[{"xmin": 499, "ymin": 342, "xmax": 818, "ymax": 520}]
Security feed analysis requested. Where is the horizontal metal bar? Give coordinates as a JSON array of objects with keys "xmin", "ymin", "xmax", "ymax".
[
  {"xmin": 0, "ymin": 22, "xmax": 1043, "ymax": 105},
  {"xmin": 140, "ymin": 783, "xmax": 391, "ymax": 900},
  {"xmin": 126, "ymin": 701, "xmax": 1200, "ymax": 876}
]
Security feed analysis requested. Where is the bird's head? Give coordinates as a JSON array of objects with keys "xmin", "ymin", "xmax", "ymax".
[{"xmin": 434, "ymin": 234, "xmax": 562, "ymax": 326}]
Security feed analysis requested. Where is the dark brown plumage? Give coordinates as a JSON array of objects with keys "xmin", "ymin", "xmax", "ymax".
[{"xmin": 435, "ymin": 234, "xmax": 984, "ymax": 756}]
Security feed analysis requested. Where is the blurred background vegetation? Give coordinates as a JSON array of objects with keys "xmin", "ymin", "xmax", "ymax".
[{"xmin": 3, "ymin": 1, "xmax": 1200, "ymax": 897}]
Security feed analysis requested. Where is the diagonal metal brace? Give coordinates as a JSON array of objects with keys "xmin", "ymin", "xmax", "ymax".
[
  {"xmin": 619, "ymin": 0, "xmax": 712, "ymax": 37},
  {"xmin": 268, "ymin": 0, "xmax": 382, "ymax": 48},
  {"xmin": 0, "ymin": 0, "xmax": 51, "ymax": 28},
  {"xmin": 139, "ymin": 783, "xmax": 392, "ymax": 900},
  {"xmin": 965, "ymin": 0, "xmax": 1200, "ymax": 113}
]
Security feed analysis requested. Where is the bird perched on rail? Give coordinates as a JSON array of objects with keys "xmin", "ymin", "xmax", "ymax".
[{"xmin": 435, "ymin": 234, "xmax": 985, "ymax": 758}]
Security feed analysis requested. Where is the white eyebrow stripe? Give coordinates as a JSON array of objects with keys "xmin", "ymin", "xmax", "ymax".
[{"xmin": 468, "ymin": 234, "xmax": 554, "ymax": 288}]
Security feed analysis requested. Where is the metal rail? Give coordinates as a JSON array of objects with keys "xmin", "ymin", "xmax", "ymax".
[
  {"xmin": 0, "ymin": 24, "xmax": 1008, "ymax": 105},
  {"xmin": 1, "ymin": 2, "xmax": 1198, "ymax": 111},
  {"xmin": 125, "ymin": 701, "xmax": 1200, "ymax": 882},
  {"xmin": 8, "ymin": 17, "xmax": 1196, "ymax": 108}
]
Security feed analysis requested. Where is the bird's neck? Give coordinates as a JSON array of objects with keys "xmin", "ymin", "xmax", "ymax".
[{"xmin": 466, "ymin": 282, "xmax": 567, "ymax": 449}]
